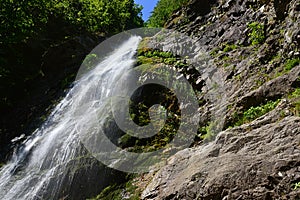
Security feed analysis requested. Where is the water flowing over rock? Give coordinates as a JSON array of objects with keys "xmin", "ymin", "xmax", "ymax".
[
  {"xmin": 0, "ymin": 36, "xmax": 142, "ymax": 200},
  {"xmin": 1, "ymin": 0, "xmax": 299, "ymax": 198}
]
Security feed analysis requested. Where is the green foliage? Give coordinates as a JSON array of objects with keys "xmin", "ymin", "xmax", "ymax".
[
  {"xmin": 0, "ymin": 0, "xmax": 143, "ymax": 117},
  {"xmin": 223, "ymin": 43, "xmax": 237, "ymax": 52},
  {"xmin": 0, "ymin": 0, "xmax": 49, "ymax": 43},
  {"xmin": 284, "ymin": 58, "xmax": 300, "ymax": 71},
  {"xmin": 89, "ymin": 184, "xmax": 122, "ymax": 200},
  {"xmin": 61, "ymin": 73, "xmax": 76, "ymax": 89},
  {"xmin": 294, "ymin": 182, "xmax": 300, "ymax": 190},
  {"xmin": 89, "ymin": 177, "xmax": 141, "ymax": 200},
  {"xmin": 54, "ymin": 0, "xmax": 143, "ymax": 33},
  {"xmin": 289, "ymin": 88, "xmax": 300, "ymax": 99},
  {"xmin": 199, "ymin": 122, "xmax": 217, "ymax": 141},
  {"xmin": 247, "ymin": 22, "xmax": 265, "ymax": 45},
  {"xmin": 0, "ymin": 0, "xmax": 143, "ymax": 44},
  {"xmin": 294, "ymin": 100, "xmax": 300, "ymax": 117},
  {"xmin": 274, "ymin": 58, "xmax": 300, "ymax": 78},
  {"xmin": 210, "ymin": 48, "xmax": 220, "ymax": 57},
  {"xmin": 235, "ymin": 99, "xmax": 281, "ymax": 126},
  {"xmin": 289, "ymin": 88, "xmax": 300, "ymax": 116},
  {"xmin": 123, "ymin": 101, "xmax": 179, "ymax": 153},
  {"xmin": 147, "ymin": 0, "xmax": 189, "ymax": 27}
]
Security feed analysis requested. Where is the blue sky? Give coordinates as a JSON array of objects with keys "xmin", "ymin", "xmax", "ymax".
[{"xmin": 134, "ymin": 0, "xmax": 158, "ymax": 21}]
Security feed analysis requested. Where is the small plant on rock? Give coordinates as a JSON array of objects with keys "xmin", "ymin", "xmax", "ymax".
[
  {"xmin": 248, "ymin": 22, "xmax": 265, "ymax": 45},
  {"xmin": 294, "ymin": 182, "xmax": 300, "ymax": 190},
  {"xmin": 234, "ymin": 99, "xmax": 281, "ymax": 126},
  {"xmin": 223, "ymin": 43, "xmax": 237, "ymax": 52},
  {"xmin": 284, "ymin": 58, "xmax": 300, "ymax": 72}
]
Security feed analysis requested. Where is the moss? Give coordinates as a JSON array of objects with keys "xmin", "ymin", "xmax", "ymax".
[
  {"xmin": 137, "ymin": 47, "xmax": 178, "ymax": 66},
  {"xmin": 223, "ymin": 63, "xmax": 230, "ymax": 68},
  {"xmin": 221, "ymin": 55, "xmax": 230, "ymax": 62},
  {"xmin": 137, "ymin": 37, "xmax": 151, "ymax": 55},
  {"xmin": 61, "ymin": 73, "xmax": 76, "ymax": 89},
  {"xmin": 268, "ymin": 53, "xmax": 281, "ymax": 66},
  {"xmin": 131, "ymin": 48, "xmax": 200, "ymax": 151},
  {"xmin": 292, "ymin": 100, "xmax": 300, "ymax": 117}
]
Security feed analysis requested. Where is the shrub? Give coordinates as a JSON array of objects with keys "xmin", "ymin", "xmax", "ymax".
[{"xmin": 247, "ymin": 22, "xmax": 265, "ymax": 45}]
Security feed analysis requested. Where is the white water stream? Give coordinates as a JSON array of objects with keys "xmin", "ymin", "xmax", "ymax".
[{"xmin": 0, "ymin": 36, "xmax": 141, "ymax": 200}]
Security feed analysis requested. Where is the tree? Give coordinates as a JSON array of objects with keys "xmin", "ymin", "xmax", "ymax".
[{"xmin": 147, "ymin": 0, "xmax": 189, "ymax": 27}]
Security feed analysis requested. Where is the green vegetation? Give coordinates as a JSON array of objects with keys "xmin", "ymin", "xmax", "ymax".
[
  {"xmin": 234, "ymin": 99, "xmax": 281, "ymax": 126},
  {"xmin": 247, "ymin": 22, "xmax": 265, "ymax": 45},
  {"xmin": 289, "ymin": 88, "xmax": 300, "ymax": 116},
  {"xmin": 147, "ymin": 0, "xmax": 189, "ymax": 27},
  {"xmin": 289, "ymin": 88, "xmax": 300, "ymax": 99},
  {"xmin": 117, "ymin": 46, "xmax": 200, "ymax": 152},
  {"xmin": 209, "ymin": 43, "xmax": 237, "ymax": 58},
  {"xmin": 137, "ymin": 49, "xmax": 178, "ymax": 67},
  {"xmin": 223, "ymin": 43, "xmax": 237, "ymax": 52},
  {"xmin": 82, "ymin": 54, "xmax": 99, "ymax": 70},
  {"xmin": 120, "ymin": 99, "xmax": 180, "ymax": 153},
  {"xmin": 198, "ymin": 122, "xmax": 217, "ymax": 141},
  {"xmin": 274, "ymin": 58, "xmax": 300, "ymax": 78},
  {"xmin": 89, "ymin": 176, "xmax": 141, "ymax": 200},
  {"xmin": 0, "ymin": 0, "xmax": 143, "ymax": 133},
  {"xmin": 294, "ymin": 182, "xmax": 300, "ymax": 190},
  {"xmin": 210, "ymin": 48, "xmax": 220, "ymax": 57},
  {"xmin": 0, "ymin": 0, "xmax": 143, "ymax": 44},
  {"xmin": 284, "ymin": 58, "xmax": 300, "ymax": 71}
]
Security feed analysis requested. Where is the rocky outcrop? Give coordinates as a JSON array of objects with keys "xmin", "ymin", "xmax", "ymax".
[
  {"xmin": 142, "ymin": 104, "xmax": 300, "ymax": 199},
  {"xmin": 134, "ymin": 0, "xmax": 300, "ymax": 199}
]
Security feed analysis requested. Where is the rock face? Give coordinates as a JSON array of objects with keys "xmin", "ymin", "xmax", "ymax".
[
  {"xmin": 137, "ymin": 0, "xmax": 300, "ymax": 199},
  {"xmin": 142, "ymin": 110, "xmax": 300, "ymax": 199}
]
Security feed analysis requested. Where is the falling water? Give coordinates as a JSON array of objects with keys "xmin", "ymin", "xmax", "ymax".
[{"xmin": 0, "ymin": 36, "xmax": 142, "ymax": 200}]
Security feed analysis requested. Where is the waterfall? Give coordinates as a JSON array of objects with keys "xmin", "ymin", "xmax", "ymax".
[{"xmin": 0, "ymin": 36, "xmax": 142, "ymax": 200}]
